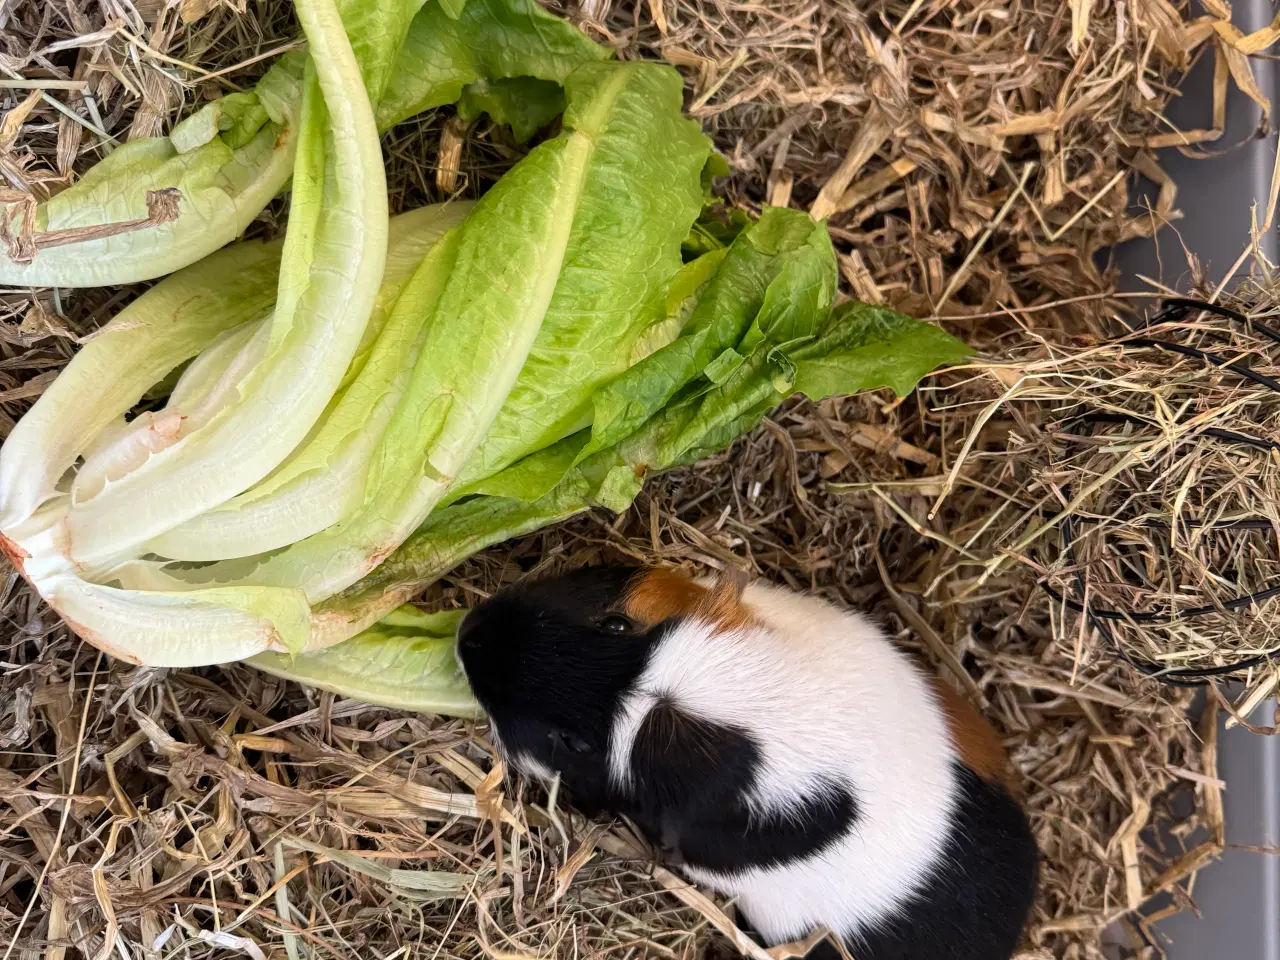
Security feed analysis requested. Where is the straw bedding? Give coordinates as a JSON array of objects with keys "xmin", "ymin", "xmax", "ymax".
[
  {"xmin": 959, "ymin": 293, "xmax": 1280, "ymax": 704},
  {"xmin": 0, "ymin": 0, "xmax": 1271, "ymax": 957}
]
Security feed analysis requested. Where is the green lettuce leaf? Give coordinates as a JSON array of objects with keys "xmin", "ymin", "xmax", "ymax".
[
  {"xmin": 291, "ymin": 299, "xmax": 971, "ymax": 683},
  {"xmin": 0, "ymin": 236, "xmax": 282, "ymax": 530},
  {"xmin": 154, "ymin": 61, "xmax": 713, "ymax": 605},
  {"xmin": 377, "ymin": 0, "xmax": 611, "ymax": 129},
  {"xmin": 457, "ymin": 77, "xmax": 566, "ymax": 142},
  {"xmin": 681, "ymin": 203, "xmax": 752, "ymax": 258},
  {"xmin": 0, "ymin": 202, "xmax": 481, "ymax": 546},
  {"xmin": 579, "ymin": 207, "xmax": 836, "ymax": 460},
  {"xmin": 439, "ymin": 252, "xmax": 726, "ymax": 510},
  {"xmin": 450, "ymin": 63, "xmax": 710, "ymax": 490},
  {"xmin": 633, "ymin": 303, "xmax": 971, "ymax": 471},
  {"xmin": 335, "ymin": 0, "xmax": 429, "ymax": 106},
  {"xmin": 46, "ymin": 576, "xmax": 312, "ymax": 668},
  {"xmin": 451, "ymin": 431, "xmax": 590, "ymax": 503},
  {"xmin": 0, "ymin": 0, "xmax": 388, "ymax": 669},
  {"xmin": 252, "ymin": 605, "xmax": 480, "ymax": 717},
  {"xmin": 307, "ymin": 464, "xmax": 604, "ymax": 649},
  {"xmin": 0, "ymin": 0, "xmax": 607, "ymax": 289},
  {"xmin": 62, "ymin": 0, "xmax": 390, "ymax": 565},
  {"xmin": 148, "ymin": 203, "xmax": 474, "ymax": 562},
  {"xmin": 0, "ymin": 56, "xmax": 304, "ymax": 288},
  {"xmin": 0, "ymin": 0, "xmax": 421, "ymax": 290},
  {"xmin": 628, "ymin": 249, "xmax": 727, "ymax": 362},
  {"xmin": 790, "ymin": 302, "xmax": 973, "ymax": 400}
]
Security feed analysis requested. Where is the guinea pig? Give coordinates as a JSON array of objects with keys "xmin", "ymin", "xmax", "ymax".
[{"xmin": 456, "ymin": 565, "xmax": 1038, "ymax": 960}]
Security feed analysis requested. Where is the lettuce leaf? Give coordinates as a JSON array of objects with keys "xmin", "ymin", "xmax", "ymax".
[
  {"xmin": 268, "ymin": 302, "xmax": 970, "ymax": 706},
  {"xmin": 0, "ymin": 58, "xmax": 305, "ymax": 288},
  {"xmin": 0, "ymin": 0, "xmax": 607, "ymax": 288},
  {"xmin": 0, "ymin": 0, "xmax": 388, "ymax": 667},
  {"xmin": 147, "ymin": 202, "xmax": 473, "ymax": 561},
  {"xmin": 61, "ymin": 0, "xmax": 390, "ymax": 566},
  {"xmin": 790, "ymin": 302, "xmax": 973, "ymax": 400},
  {"xmin": 0, "ymin": 236, "xmax": 282, "ymax": 531},
  {"xmin": 457, "ymin": 77, "xmax": 566, "ymax": 142},
  {"xmin": 579, "ymin": 207, "xmax": 836, "ymax": 461},
  {"xmin": 450, "ymin": 65, "xmax": 710, "ymax": 490},
  {"xmin": 253, "ymin": 606, "xmax": 481, "ymax": 717},
  {"xmin": 157, "ymin": 61, "xmax": 712, "ymax": 604},
  {"xmin": 377, "ymin": 0, "xmax": 611, "ymax": 129},
  {"xmin": 305, "ymin": 463, "xmax": 605, "ymax": 649}
]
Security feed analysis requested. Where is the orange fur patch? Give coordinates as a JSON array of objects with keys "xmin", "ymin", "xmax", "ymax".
[
  {"xmin": 929, "ymin": 677, "xmax": 1013, "ymax": 789},
  {"xmin": 623, "ymin": 568, "xmax": 755, "ymax": 631}
]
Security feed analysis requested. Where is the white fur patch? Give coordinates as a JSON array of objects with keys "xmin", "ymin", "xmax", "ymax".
[
  {"xmin": 486, "ymin": 726, "xmax": 557, "ymax": 785},
  {"xmin": 510, "ymin": 751, "xmax": 558, "ymax": 785},
  {"xmin": 607, "ymin": 581, "xmax": 959, "ymax": 945}
]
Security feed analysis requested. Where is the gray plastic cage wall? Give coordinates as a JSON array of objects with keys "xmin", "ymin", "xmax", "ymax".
[{"xmin": 1107, "ymin": 2, "xmax": 1279, "ymax": 955}]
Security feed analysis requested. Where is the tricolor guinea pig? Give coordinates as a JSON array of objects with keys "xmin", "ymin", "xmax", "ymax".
[{"xmin": 456, "ymin": 565, "xmax": 1038, "ymax": 960}]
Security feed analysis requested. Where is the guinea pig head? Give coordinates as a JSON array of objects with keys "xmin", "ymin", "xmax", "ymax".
[{"xmin": 456, "ymin": 565, "xmax": 661, "ymax": 806}]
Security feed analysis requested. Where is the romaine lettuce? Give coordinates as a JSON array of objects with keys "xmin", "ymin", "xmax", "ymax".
[
  {"xmin": 0, "ymin": 0, "xmax": 608, "ymax": 288},
  {"xmin": 0, "ymin": 0, "xmax": 971, "ymax": 689}
]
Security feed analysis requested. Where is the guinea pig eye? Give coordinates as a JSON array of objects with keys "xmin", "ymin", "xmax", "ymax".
[
  {"xmin": 599, "ymin": 614, "xmax": 634, "ymax": 634},
  {"xmin": 550, "ymin": 730, "xmax": 593, "ymax": 754}
]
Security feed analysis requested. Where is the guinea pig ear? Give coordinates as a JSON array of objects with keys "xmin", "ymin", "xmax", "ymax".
[
  {"xmin": 629, "ymin": 699, "xmax": 757, "ymax": 813},
  {"xmin": 697, "ymin": 566, "xmax": 754, "ymax": 631},
  {"xmin": 622, "ymin": 566, "xmax": 754, "ymax": 633},
  {"xmin": 713, "ymin": 566, "xmax": 748, "ymax": 601}
]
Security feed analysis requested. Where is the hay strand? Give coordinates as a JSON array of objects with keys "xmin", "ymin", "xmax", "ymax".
[{"xmin": 0, "ymin": 0, "xmax": 1264, "ymax": 957}]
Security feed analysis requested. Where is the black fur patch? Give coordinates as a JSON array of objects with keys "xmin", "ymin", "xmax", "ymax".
[
  {"xmin": 629, "ymin": 699, "xmax": 758, "ymax": 811},
  {"xmin": 456, "ymin": 566, "xmax": 656, "ymax": 813},
  {"xmin": 458, "ymin": 567, "xmax": 648, "ymax": 736},
  {"xmin": 773, "ymin": 764, "xmax": 1038, "ymax": 960},
  {"xmin": 625, "ymin": 699, "xmax": 859, "ymax": 872}
]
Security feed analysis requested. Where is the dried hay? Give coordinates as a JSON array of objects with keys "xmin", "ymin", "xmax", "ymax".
[
  {"xmin": 939, "ymin": 288, "xmax": 1280, "ymax": 716},
  {"xmin": 0, "ymin": 0, "xmax": 1273, "ymax": 957}
]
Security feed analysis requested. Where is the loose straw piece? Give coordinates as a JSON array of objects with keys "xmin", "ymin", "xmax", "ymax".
[
  {"xmin": 0, "ymin": 188, "xmax": 182, "ymax": 263},
  {"xmin": 810, "ymin": 111, "xmax": 893, "ymax": 222},
  {"xmin": 832, "ymin": 158, "xmax": 918, "ymax": 217},
  {"xmin": 1047, "ymin": 168, "xmax": 1126, "ymax": 241},
  {"xmin": 1210, "ymin": 138, "xmax": 1280, "ymax": 301},
  {"xmin": 596, "ymin": 834, "xmax": 774, "ymax": 960},
  {"xmin": 935, "ymin": 162, "xmax": 1036, "ymax": 311}
]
